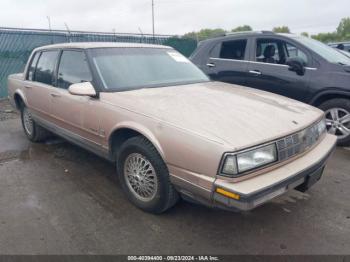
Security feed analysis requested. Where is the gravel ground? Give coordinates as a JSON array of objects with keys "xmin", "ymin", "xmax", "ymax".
[{"xmin": 0, "ymin": 99, "xmax": 18, "ymax": 121}]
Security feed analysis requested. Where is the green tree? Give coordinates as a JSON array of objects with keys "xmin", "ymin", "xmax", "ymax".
[
  {"xmin": 183, "ymin": 28, "xmax": 226, "ymax": 41},
  {"xmin": 231, "ymin": 25, "xmax": 253, "ymax": 32},
  {"xmin": 337, "ymin": 17, "xmax": 350, "ymax": 39},
  {"xmin": 311, "ymin": 32, "xmax": 339, "ymax": 43},
  {"xmin": 273, "ymin": 26, "xmax": 290, "ymax": 33},
  {"xmin": 311, "ymin": 17, "xmax": 350, "ymax": 43},
  {"xmin": 301, "ymin": 32, "xmax": 309, "ymax": 37}
]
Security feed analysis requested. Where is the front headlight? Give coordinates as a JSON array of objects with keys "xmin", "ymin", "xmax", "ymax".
[
  {"xmin": 220, "ymin": 118, "xmax": 325, "ymax": 177},
  {"xmin": 317, "ymin": 118, "xmax": 326, "ymax": 135},
  {"xmin": 221, "ymin": 143, "xmax": 277, "ymax": 176}
]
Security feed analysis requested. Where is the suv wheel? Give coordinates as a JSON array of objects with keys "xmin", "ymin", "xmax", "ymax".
[
  {"xmin": 319, "ymin": 98, "xmax": 350, "ymax": 146},
  {"xmin": 117, "ymin": 136, "xmax": 179, "ymax": 213},
  {"xmin": 20, "ymin": 105, "xmax": 50, "ymax": 142}
]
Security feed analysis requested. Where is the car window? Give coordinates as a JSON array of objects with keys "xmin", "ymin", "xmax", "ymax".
[
  {"xmin": 256, "ymin": 39, "xmax": 280, "ymax": 64},
  {"xmin": 256, "ymin": 38, "xmax": 308, "ymax": 66},
  {"xmin": 57, "ymin": 50, "xmax": 92, "ymax": 89},
  {"xmin": 219, "ymin": 40, "xmax": 247, "ymax": 60},
  {"xmin": 27, "ymin": 52, "xmax": 40, "ymax": 81},
  {"xmin": 284, "ymin": 42, "xmax": 308, "ymax": 66},
  {"xmin": 34, "ymin": 50, "xmax": 59, "ymax": 85}
]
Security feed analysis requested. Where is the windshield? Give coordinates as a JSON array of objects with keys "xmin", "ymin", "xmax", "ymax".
[
  {"xmin": 89, "ymin": 47, "xmax": 209, "ymax": 91},
  {"xmin": 293, "ymin": 36, "xmax": 350, "ymax": 65}
]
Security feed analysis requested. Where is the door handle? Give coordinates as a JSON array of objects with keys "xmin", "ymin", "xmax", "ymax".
[
  {"xmin": 206, "ymin": 63, "xmax": 216, "ymax": 68},
  {"xmin": 50, "ymin": 93, "xmax": 61, "ymax": 98},
  {"xmin": 24, "ymin": 85, "xmax": 32, "ymax": 89},
  {"xmin": 249, "ymin": 70, "xmax": 262, "ymax": 76}
]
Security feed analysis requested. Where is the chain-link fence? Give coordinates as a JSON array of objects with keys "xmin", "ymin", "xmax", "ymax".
[{"xmin": 0, "ymin": 27, "xmax": 197, "ymax": 98}]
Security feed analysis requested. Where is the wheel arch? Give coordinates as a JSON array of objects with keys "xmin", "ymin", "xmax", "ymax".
[
  {"xmin": 13, "ymin": 90, "xmax": 27, "ymax": 110},
  {"xmin": 310, "ymin": 90, "xmax": 350, "ymax": 107},
  {"xmin": 108, "ymin": 122, "xmax": 165, "ymax": 162}
]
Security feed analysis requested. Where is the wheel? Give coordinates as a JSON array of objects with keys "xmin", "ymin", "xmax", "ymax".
[
  {"xmin": 20, "ymin": 105, "xmax": 50, "ymax": 142},
  {"xmin": 117, "ymin": 136, "xmax": 179, "ymax": 213},
  {"xmin": 319, "ymin": 98, "xmax": 350, "ymax": 146}
]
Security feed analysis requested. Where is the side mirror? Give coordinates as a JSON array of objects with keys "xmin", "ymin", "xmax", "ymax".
[
  {"xmin": 286, "ymin": 57, "xmax": 305, "ymax": 76},
  {"xmin": 68, "ymin": 82, "xmax": 96, "ymax": 97}
]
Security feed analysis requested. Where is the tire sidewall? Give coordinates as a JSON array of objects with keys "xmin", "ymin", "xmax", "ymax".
[
  {"xmin": 117, "ymin": 139, "xmax": 170, "ymax": 213},
  {"xmin": 20, "ymin": 106, "xmax": 36, "ymax": 141}
]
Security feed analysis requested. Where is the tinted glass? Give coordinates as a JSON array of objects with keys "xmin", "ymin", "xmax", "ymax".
[
  {"xmin": 284, "ymin": 42, "xmax": 308, "ymax": 65},
  {"xmin": 256, "ymin": 38, "xmax": 308, "ymax": 65},
  {"xmin": 219, "ymin": 40, "xmax": 247, "ymax": 60},
  {"xmin": 57, "ymin": 51, "xmax": 92, "ymax": 89},
  {"xmin": 35, "ymin": 51, "xmax": 59, "ymax": 85},
  {"xmin": 90, "ymin": 48, "xmax": 209, "ymax": 91},
  {"xmin": 27, "ymin": 52, "xmax": 40, "ymax": 81},
  {"xmin": 256, "ymin": 39, "xmax": 280, "ymax": 64}
]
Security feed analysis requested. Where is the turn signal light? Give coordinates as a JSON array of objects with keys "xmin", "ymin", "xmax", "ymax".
[{"xmin": 216, "ymin": 188, "xmax": 240, "ymax": 200}]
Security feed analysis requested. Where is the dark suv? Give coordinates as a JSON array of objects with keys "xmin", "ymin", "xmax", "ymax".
[{"xmin": 191, "ymin": 31, "xmax": 350, "ymax": 146}]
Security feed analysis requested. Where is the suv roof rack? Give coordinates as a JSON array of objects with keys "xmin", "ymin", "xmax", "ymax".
[{"xmin": 224, "ymin": 30, "xmax": 275, "ymax": 36}]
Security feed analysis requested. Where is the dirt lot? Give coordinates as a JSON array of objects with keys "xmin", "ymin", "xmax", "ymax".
[{"xmin": 0, "ymin": 100, "xmax": 349, "ymax": 255}]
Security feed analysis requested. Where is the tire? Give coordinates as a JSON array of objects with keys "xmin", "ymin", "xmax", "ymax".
[
  {"xmin": 117, "ymin": 136, "xmax": 179, "ymax": 213},
  {"xmin": 319, "ymin": 98, "xmax": 350, "ymax": 147},
  {"xmin": 20, "ymin": 105, "xmax": 50, "ymax": 142}
]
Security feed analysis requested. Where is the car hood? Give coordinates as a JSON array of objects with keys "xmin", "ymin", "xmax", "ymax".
[{"xmin": 100, "ymin": 82, "xmax": 323, "ymax": 150}]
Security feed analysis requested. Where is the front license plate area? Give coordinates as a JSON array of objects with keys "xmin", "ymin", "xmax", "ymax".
[{"xmin": 296, "ymin": 167, "xmax": 324, "ymax": 193}]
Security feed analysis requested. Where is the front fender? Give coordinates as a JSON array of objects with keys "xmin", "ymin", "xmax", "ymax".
[{"xmin": 108, "ymin": 121, "xmax": 166, "ymax": 161}]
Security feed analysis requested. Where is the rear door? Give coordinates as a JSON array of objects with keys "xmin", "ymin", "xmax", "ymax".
[
  {"xmin": 245, "ymin": 37, "xmax": 313, "ymax": 102},
  {"xmin": 205, "ymin": 38, "xmax": 250, "ymax": 86},
  {"xmin": 24, "ymin": 50, "xmax": 59, "ymax": 121},
  {"xmin": 50, "ymin": 49, "xmax": 102, "ymax": 145}
]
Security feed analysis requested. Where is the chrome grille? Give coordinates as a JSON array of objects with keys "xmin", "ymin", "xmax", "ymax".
[{"xmin": 276, "ymin": 120, "xmax": 325, "ymax": 162}]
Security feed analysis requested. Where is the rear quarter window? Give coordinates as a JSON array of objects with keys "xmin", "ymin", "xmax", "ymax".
[{"xmin": 219, "ymin": 39, "xmax": 247, "ymax": 60}]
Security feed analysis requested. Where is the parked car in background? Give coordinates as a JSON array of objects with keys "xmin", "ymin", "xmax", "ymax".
[
  {"xmin": 339, "ymin": 49, "xmax": 350, "ymax": 58},
  {"xmin": 191, "ymin": 32, "xmax": 350, "ymax": 146},
  {"xmin": 8, "ymin": 42, "xmax": 336, "ymax": 213},
  {"xmin": 329, "ymin": 42, "xmax": 350, "ymax": 52}
]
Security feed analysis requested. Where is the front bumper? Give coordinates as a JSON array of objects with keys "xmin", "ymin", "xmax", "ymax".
[{"xmin": 213, "ymin": 134, "xmax": 337, "ymax": 211}]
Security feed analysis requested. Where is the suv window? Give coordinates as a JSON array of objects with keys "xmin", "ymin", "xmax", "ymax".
[
  {"xmin": 284, "ymin": 43, "xmax": 308, "ymax": 65},
  {"xmin": 27, "ymin": 52, "xmax": 40, "ymax": 81},
  {"xmin": 34, "ymin": 51, "xmax": 59, "ymax": 85},
  {"xmin": 219, "ymin": 40, "xmax": 247, "ymax": 60},
  {"xmin": 256, "ymin": 40, "xmax": 280, "ymax": 63},
  {"xmin": 57, "ymin": 50, "xmax": 93, "ymax": 89},
  {"xmin": 256, "ymin": 38, "xmax": 308, "ymax": 66}
]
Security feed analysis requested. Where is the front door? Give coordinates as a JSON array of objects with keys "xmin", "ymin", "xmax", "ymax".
[
  {"xmin": 246, "ymin": 37, "xmax": 312, "ymax": 103},
  {"xmin": 50, "ymin": 50, "xmax": 102, "ymax": 146}
]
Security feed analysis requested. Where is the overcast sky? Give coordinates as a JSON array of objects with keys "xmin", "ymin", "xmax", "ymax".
[{"xmin": 0, "ymin": 0, "xmax": 349, "ymax": 35}]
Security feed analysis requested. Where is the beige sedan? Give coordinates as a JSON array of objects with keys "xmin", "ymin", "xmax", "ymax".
[{"xmin": 8, "ymin": 42, "xmax": 337, "ymax": 213}]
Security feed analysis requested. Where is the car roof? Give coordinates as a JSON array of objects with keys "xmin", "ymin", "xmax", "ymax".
[
  {"xmin": 199, "ymin": 31, "xmax": 298, "ymax": 45},
  {"xmin": 34, "ymin": 42, "xmax": 172, "ymax": 51}
]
